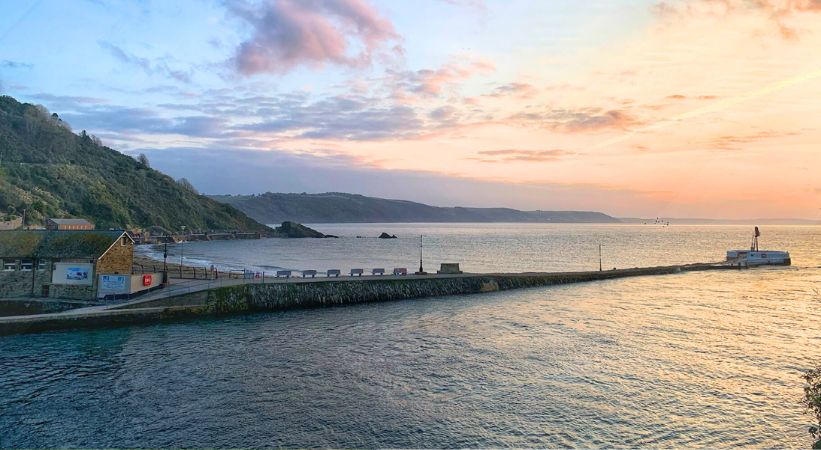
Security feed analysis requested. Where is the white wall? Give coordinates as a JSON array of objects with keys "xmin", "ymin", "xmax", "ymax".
[
  {"xmin": 130, "ymin": 273, "xmax": 163, "ymax": 293},
  {"xmin": 98, "ymin": 274, "xmax": 129, "ymax": 297},
  {"xmin": 98, "ymin": 273, "xmax": 163, "ymax": 299}
]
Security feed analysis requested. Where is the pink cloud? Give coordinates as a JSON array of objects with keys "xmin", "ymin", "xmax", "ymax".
[
  {"xmin": 409, "ymin": 60, "xmax": 495, "ymax": 96},
  {"xmin": 230, "ymin": 0, "xmax": 399, "ymax": 75},
  {"xmin": 385, "ymin": 59, "xmax": 495, "ymax": 102}
]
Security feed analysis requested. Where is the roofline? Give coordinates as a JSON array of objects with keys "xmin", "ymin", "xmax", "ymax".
[
  {"xmin": 46, "ymin": 218, "xmax": 95, "ymax": 224},
  {"xmin": 98, "ymin": 231, "xmax": 134, "ymax": 262}
]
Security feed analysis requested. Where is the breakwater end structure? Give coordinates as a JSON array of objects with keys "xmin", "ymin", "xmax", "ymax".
[{"xmin": 0, "ymin": 262, "xmax": 740, "ymax": 335}]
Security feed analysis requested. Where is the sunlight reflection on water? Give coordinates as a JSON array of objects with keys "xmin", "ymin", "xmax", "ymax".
[{"xmin": 2, "ymin": 224, "xmax": 819, "ymax": 447}]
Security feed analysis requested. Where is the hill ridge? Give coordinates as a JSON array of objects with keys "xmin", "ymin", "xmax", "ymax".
[
  {"xmin": 211, "ymin": 192, "xmax": 620, "ymax": 224},
  {"xmin": 0, "ymin": 95, "xmax": 269, "ymax": 232}
]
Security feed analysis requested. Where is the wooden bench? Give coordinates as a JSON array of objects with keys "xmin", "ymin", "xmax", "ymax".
[
  {"xmin": 350, "ymin": 268, "xmax": 364, "ymax": 277},
  {"xmin": 276, "ymin": 270, "xmax": 291, "ymax": 278},
  {"xmin": 372, "ymin": 268, "xmax": 385, "ymax": 276},
  {"xmin": 393, "ymin": 268, "xmax": 408, "ymax": 276},
  {"xmin": 327, "ymin": 269, "xmax": 341, "ymax": 277},
  {"xmin": 302, "ymin": 270, "xmax": 317, "ymax": 278}
]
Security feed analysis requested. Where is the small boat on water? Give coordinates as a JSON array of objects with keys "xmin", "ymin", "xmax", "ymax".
[{"xmin": 726, "ymin": 226, "xmax": 791, "ymax": 266}]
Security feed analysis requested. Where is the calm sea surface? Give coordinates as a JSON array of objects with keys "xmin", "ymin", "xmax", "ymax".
[{"xmin": 2, "ymin": 224, "xmax": 820, "ymax": 448}]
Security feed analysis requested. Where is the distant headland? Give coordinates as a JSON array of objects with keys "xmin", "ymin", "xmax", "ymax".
[{"xmin": 210, "ymin": 192, "xmax": 621, "ymax": 224}]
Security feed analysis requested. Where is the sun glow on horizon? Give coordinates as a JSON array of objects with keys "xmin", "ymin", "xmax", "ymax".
[{"xmin": 0, "ymin": 0, "xmax": 819, "ymax": 219}]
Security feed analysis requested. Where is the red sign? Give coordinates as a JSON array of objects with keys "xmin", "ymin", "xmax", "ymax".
[{"xmin": 142, "ymin": 274, "xmax": 152, "ymax": 286}]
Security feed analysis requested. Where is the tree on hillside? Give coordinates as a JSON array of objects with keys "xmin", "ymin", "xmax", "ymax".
[
  {"xmin": 176, "ymin": 177, "xmax": 198, "ymax": 195},
  {"xmin": 137, "ymin": 153, "xmax": 150, "ymax": 167}
]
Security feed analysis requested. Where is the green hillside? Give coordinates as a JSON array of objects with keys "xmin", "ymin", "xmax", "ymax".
[
  {"xmin": 212, "ymin": 192, "xmax": 620, "ymax": 224},
  {"xmin": 0, "ymin": 95, "xmax": 269, "ymax": 232}
]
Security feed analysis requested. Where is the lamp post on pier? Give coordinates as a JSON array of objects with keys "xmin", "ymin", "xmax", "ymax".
[
  {"xmin": 162, "ymin": 241, "xmax": 169, "ymax": 286},
  {"xmin": 179, "ymin": 225, "xmax": 186, "ymax": 278},
  {"xmin": 415, "ymin": 234, "xmax": 427, "ymax": 275},
  {"xmin": 179, "ymin": 241, "xmax": 185, "ymax": 278},
  {"xmin": 599, "ymin": 243, "xmax": 603, "ymax": 272}
]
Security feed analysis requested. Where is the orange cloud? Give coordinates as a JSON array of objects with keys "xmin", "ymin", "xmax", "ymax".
[
  {"xmin": 508, "ymin": 108, "xmax": 640, "ymax": 133},
  {"xmin": 470, "ymin": 149, "xmax": 573, "ymax": 163}
]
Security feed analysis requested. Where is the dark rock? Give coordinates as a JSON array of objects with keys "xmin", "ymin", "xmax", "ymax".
[
  {"xmin": 378, "ymin": 232, "xmax": 398, "ymax": 239},
  {"xmin": 273, "ymin": 221, "xmax": 325, "ymax": 238},
  {"xmin": 323, "ymin": 234, "xmax": 339, "ymax": 238}
]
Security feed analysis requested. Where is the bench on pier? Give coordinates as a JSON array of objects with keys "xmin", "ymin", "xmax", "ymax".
[
  {"xmin": 302, "ymin": 270, "xmax": 317, "ymax": 278},
  {"xmin": 327, "ymin": 269, "xmax": 341, "ymax": 277},
  {"xmin": 393, "ymin": 268, "xmax": 408, "ymax": 276},
  {"xmin": 437, "ymin": 263, "xmax": 463, "ymax": 274},
  {"xmin": 350, "ymin": 268, "xmax": 364, "ymax": 277},
  {"xmin": 276, "ymin": 270, "xmax": 292, "ymax": 278},
  {"xmin": 372, "ymin": 268, "xmax": 385, "ymax": 276}
]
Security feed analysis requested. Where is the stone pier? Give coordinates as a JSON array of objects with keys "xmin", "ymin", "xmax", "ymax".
[{"xmin": 0, "ymin": 262, "xmax": 735, "ymax": 336}]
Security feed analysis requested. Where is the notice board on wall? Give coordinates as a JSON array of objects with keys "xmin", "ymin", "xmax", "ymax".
[
  {"xmin": 100, "ymin": 275, "xmax": 129, "ymax": 294},
  {"xmin": 52, "ymin": 263, "xmax": 93, "ymax": 286}
]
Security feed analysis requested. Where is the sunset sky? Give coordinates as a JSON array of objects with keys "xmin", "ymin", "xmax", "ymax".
[{"xmin": 1, "ymin": 0, "xmax": 820, "ymax": 219}]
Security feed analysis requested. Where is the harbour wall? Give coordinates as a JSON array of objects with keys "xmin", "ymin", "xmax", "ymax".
[
  {"xmin": 0, "ymin": 264, "xmax": 709, "ymax": 335},
  {"xmin": 169, "ymin": 266, "xmax": 684, "ymax": 315}
]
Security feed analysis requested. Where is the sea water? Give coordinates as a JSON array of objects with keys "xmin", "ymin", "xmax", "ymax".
[{"xmin": 1, "ymin": 224, "xmax": 819, "ymax": 447}]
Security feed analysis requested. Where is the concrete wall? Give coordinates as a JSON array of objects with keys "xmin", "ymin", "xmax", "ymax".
[
  {"xmin": 97, "ymin": 238, "xmax": 133, "ymax": 274},
  {"xmin": 0, "ymin": 217, "xmax": 22, "ymax": 231}
]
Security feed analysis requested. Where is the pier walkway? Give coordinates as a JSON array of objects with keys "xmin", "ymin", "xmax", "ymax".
[{"xmin": 0, "ymin": 262, "xmax": 738, "ymax": 335}]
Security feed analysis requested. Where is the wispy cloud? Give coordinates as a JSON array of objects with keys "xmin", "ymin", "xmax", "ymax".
[
  {"xmin": 510, "ymin": 108, "xmax": 640, "ymax": 133},
  {"xmin": 653, "ymin": 0, "xmax": 821, "ymax": 38},
  {"xmin": 57, "ymin": 103, "xmax": 227, "ymax": 138},
  {"xmin": 229, "ymin": 0, "xmax": 400, "ymax": 75},
  {"xmin": 0, "ymin": 60, "xmax": 33, "ymax": 69},
  {"xmin": 388, "ymin": 59, "xmax": 495, "ymax": 100},
  {"xmin": 707, "ymin": 130, "xmax": 798, "ymax": 150},
  {"xmin": 98, "ymin": 41, "xmax": 192, "ymax": 83},
  {"xmin": 471, "ymin": 148, "xmax": 573, "ymax": 163},
  {"xmin": 486, "ymin": 82, "xmax": 538, "ymax": 99}
]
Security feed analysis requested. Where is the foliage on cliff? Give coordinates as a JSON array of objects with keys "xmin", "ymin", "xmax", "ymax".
[
  {"xmin": 0, "ymin": 95, "xmax": 269, "ymax": 232},
  {"xmin": 804, "ymin": 367, "xmax": 821, "ymax": 448}
]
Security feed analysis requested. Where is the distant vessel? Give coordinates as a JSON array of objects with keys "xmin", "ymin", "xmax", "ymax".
[{"xmin": 726, "ymin": 226, "xmax": 791, "ymax": 266}]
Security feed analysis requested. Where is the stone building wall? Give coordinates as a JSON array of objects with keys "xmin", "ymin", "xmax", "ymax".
[
  {"xmin": 0, "ymin": 264, "xmax": 52, "ymax": 298},
  {"xmin": 97, "ymin": 238, "xmax": 134, "ymax": 274},
  {"xmin": 48, "ymin": 284, "xmax": 97, "ymax": 300}
]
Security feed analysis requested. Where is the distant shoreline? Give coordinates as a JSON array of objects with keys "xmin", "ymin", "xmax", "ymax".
[{"xmin": 619, "ymin": 218, "xmax": 821, "ymax": 225}]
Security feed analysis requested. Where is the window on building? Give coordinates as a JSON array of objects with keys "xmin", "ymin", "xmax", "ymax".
[
  {"xmin": 37, "ymin": 260, "xmax": 47, "ymax": 271},
  {"xmin": 3, "ymin": 260, "xmax": 16, "ymax": 271},
  {"xmin": 21, "ymin": 259, "xmax": 33, "ymax": 271}
]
